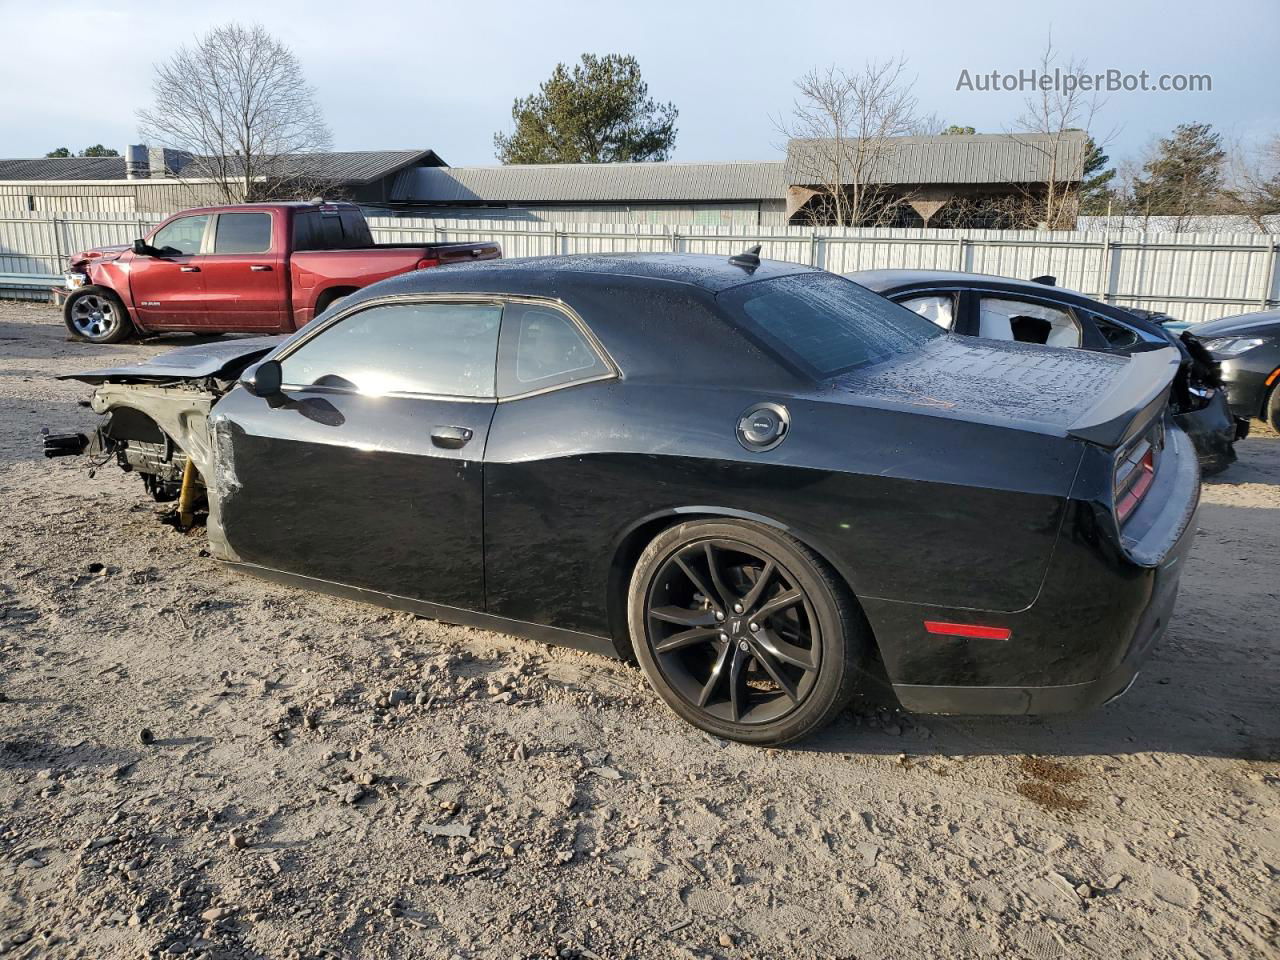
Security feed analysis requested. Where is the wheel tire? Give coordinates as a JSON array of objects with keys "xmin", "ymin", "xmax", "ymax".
[
  {"xmin": 64, "ymin": 287, "xmax": 134, "ymax": 344},
  {"xmin": 628, "ymin": 519, "xmax": 867, "ymax": 745},
  {"xmin": 1267, "ymin": 382, "xmax": 1280, "ymax": 427}
]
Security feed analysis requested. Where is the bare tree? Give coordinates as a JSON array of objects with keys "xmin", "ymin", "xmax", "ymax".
[
  {"xmin": 1010, "ymin": 36, "xmax": 1110, "ymax": 229},
  {"xmin": 1221, "ymin": 135, "xmax": 1280, "ymax": 232},
  {"xmin": 776, "ymin": 59, "xmax": 921, "ymax": 226},
  {"xmin": 137, "ymin": 23, "xmax": 332, "ymax": 203}
]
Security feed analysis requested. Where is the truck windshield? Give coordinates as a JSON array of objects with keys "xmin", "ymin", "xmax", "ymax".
[{"xmin": 720, "ymin": 272, "xmax": 943, "ymax": 379}]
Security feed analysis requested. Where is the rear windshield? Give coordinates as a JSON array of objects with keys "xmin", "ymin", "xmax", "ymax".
[{"xmin": 720, "ymin": 272, "xmax": 942, "ymax": 378}]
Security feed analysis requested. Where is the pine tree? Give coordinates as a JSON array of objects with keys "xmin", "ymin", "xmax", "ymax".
[
  {"xmin": 494, "ymin": 54, "xmax": 677, "ymax": 164},
  {"xmin": 1078, "ymin": 137, "xmax": 1116, "ymax": 214},
  {"xmin": 1133, "ymin": 123, "xmax": 1225, "ymax": 217}
]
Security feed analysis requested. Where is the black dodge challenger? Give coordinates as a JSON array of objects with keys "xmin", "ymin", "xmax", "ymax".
[
  {"xmin": 52, "ymin": 254, "xmax": 1201, "ymax": 745},
  {"xmin": 846, "ymin": 268, "xmax": 1244, "ymax": 474}
]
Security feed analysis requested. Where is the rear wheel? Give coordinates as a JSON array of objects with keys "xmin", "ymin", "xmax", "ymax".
[
  {"xmin": 64, "ymin": 288, "xmax": 133, "ymax": 344},
  {"xmin": 628, "ymin": 519, "xmax": 866, "ymax": 745}
]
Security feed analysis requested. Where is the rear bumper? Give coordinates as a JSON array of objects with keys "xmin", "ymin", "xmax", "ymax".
[
  {"xmin": 892, "ymin": 492, "xmax": 1196, "ymax": 714},
  {"xmin": 873, "ymin": 422, "xmax": 1200, "ymax": 716},
  {"xmin": 1174, "ymin": 389, "xmax": 1236, "ymax": 474}
]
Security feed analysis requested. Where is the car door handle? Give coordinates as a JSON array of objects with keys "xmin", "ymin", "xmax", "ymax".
[
  {"xmin": 431, "ymin": 425, "xmax": 473, "ymax": 449},
  {"xmin": 180, "ymin": 265, "xmax": 200, "ymax": 273},
  {"xmin": 249, "ymin": 265, "xmax": 272, "ymax": 271}
]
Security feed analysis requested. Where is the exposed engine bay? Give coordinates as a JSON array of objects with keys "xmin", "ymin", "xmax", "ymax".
[{"xmin": 43, "ymin": 337, "xmax": 279, "ymax": 531}]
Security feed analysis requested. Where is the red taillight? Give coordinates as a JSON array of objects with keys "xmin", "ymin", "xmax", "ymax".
[
  {"xmin": 1115, "ymin": 448, "xmax": 1155, "ymax": 523},
  {"xmin": 415, "ymin": 257, "xmax": 440, "ymax": 270},
  {"xmin": 1114, "ymin": 427, "xmax": 1159, "ymax": 525},
  {"xmin": 924, "ymin": 621, "xmax": 1012, "ymax": 640}
]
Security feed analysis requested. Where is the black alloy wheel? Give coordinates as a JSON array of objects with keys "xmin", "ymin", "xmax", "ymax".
[{"xmin": 629, "ymin": 520, "xmax": 865, "ymax": 744}]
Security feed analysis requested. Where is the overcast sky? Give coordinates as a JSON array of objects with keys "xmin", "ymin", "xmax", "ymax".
[{"xmin": 1, "ymin": 0, "xmax": 1276, "ymax": 169}]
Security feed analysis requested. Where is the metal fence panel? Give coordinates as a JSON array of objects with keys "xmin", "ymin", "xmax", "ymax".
[{"xmin": 2, "ymin": 211, "xmax": 1276, "ymax": 325}]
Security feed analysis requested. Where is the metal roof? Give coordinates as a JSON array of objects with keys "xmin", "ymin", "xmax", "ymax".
[
  {"xmin": 0, "ymin": 157, "xmax": 127, "ymax": 181},
  {"xmin": 0, "ymin": 150, "xmax": 442, "ymax": 184},
  {"xmin": 785, "ymin": 132, "xmax": 1088, "ymax": 186},
  {"xmin": 393, "ymin": 161, "xmax": 787, "ymax": 204},
  {"xmin": 183, "ymin": 150, "xmax": 444, "ymax": 184}
]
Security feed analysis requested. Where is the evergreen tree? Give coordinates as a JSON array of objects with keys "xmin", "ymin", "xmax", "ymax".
[
  {"xmin": 1078, "ymin": 137, "xmax": 1116, "ymax": 214},
  {"xmin": 495, "ymin": 54, "xmax": 677, "ymax": 164},
  {"xmin": 1133, "ymin": 123, "xmax": 1225, "ymax": 216}
]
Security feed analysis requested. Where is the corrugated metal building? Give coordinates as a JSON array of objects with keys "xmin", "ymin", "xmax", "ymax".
[
  {"xmin": 384, "ymin": 133, "xmax": 1088, "ymax": 227},
  {"xmin": 387, "ymin": 161, "xmax": 789, "ymax": 225},
  {"xmin": 782, "ymin": 131, "xmax": 1088, "ymax": 225},
  {"xmin": 0, "ymin": 134, "xmax": 1089, "ymax": 227},
  {"xmin": 0, "ymin": 149, "xmax": 446, "ymax": 213}
]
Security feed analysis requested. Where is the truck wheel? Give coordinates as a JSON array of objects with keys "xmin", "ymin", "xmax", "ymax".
[{"xmin": 64, "ymin": 288, "xmax": 134, "ymax": 344}]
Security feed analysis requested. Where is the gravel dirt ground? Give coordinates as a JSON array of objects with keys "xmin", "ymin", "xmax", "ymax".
[{"xmin": 0, "ymin": 299, "xmax": 1276, "ymax": 960}]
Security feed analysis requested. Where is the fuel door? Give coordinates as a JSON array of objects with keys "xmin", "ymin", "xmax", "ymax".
[{"xmin": 736, "ymin": 402, "xmax": 789, "ymax": 452}]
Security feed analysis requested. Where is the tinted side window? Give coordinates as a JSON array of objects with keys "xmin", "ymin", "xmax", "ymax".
[
  {"xmin": 498, "ymin": 303, "xmax": 611, "ymax": 396},
  {"xmin": 340, "ymin": 211, "xmax": 373, "ymax": 246},
  {"xmin": 151, "ymin": 215, "xmax": 209, "ymax": 256},
  {"xmin": 213, "ymin": 213, "xmax": 272, "ymax": 254},
  {"xmin": 293, "ymin": 212, "xmax": 347, "ymax": 251},
  {"xmin": 279, "ymin": 301, "xmax": 501, "ymax": 398}
]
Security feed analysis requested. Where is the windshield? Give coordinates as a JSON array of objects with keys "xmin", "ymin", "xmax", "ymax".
[{"xmin": 720, "ymin": 272, "xmax": 943, "ymax": 379}]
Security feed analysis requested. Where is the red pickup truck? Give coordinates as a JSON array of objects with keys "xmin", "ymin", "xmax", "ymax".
[{"xmin": 57, "ymin": 202, "xmax": 501, "ymax": 343}]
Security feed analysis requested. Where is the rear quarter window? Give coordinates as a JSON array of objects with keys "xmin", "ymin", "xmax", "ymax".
[{"xmin": 720, "ymin": 273, "xmax": 943, "ymax": 379}]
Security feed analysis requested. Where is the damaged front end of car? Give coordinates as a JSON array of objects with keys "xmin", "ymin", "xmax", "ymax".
[
  {"xmin": 46, "ymin": 337, "xmax": 281, "ymax": 550},
  {"xmin": 1166, "ymin": 329, "xmax": 1244, "ymax": 475}
]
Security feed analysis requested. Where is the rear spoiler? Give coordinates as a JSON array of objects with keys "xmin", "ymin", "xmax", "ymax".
[{"xmin": 1067, "ymin": 347, "xmax": 1181, "ymax": 449}]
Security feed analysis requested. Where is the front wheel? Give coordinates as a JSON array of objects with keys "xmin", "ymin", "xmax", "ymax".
[
  {"xmin": 628, "ymin": 519, "xmax": 867, "ymax": 745},
  {"xmin": 64, "ymin": 288, "xmax": 134, "ymax": 344}
]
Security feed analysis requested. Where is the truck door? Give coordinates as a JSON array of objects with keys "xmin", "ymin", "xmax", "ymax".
[
  {"xmin": 200, "ymin": 211, "xmax": 287, "ymax": 331},
  {"xmin": 128, "ymin": 213, "xmax": 210, "ymax": 328}
]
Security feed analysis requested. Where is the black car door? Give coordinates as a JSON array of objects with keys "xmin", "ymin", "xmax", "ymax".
[{"xmin": 212, "ymin": 297, "xmax": 503, "ymax": 609}]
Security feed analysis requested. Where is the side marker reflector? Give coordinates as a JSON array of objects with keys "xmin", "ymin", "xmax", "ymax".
[{"xmin": 924, "ymin": 620, "xmax": 1011, "ymax": 640}]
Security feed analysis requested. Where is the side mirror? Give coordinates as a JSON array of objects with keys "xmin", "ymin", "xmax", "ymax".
[
  {"xmin": 243, "ymin": 359, "xmax": 283, "ymax": 397},
  {"xmin": 132, "ymin": 238, "xmax": 152, "ymax": 256}
]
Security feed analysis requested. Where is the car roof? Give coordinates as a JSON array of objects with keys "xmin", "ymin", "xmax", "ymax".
[
  {"xmin": 388, "ymin": 253, "xmax": 821, "ymax": 296},
  {"xmin": 849, "ymin": 268, "xmax": 1087, "ymax": 299}
]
